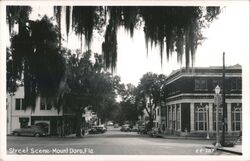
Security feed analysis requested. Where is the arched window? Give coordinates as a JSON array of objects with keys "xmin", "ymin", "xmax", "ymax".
[
  {"xmin": 168, "ymin": 106, "xmax": 172, "ymax": 130},
  {"xmin": 176, "ymin": 105, "xmax": 181, "ymax": 130},
  {"xmin": 195, "ymin": 103, "xmax": 207, "ymax": 131},
  {"xmin": 172, "ymin": 105, "xmax": 176, "ymax": 130},
  {"xmin": 232, "ymin": 104, "xmax": 242, "ymax": 131}
]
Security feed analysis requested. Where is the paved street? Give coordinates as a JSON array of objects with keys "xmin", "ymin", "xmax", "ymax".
[{"xmin": 7, "ymin": 126, "xmax": 234, "ymax": 155}]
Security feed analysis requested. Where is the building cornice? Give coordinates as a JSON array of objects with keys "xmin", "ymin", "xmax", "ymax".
[
  {"xmin": 166, "ymin": 93, "xmax": 242, "ymax": 103},
  {"xmin": 166, "ymin": 66, "xmax": 242, "ymax": 85}
]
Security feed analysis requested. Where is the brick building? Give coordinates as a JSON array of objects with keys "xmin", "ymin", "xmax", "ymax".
[{"xmin": 160, "ymin": 65, "xmax": 242, "ymax": 137}]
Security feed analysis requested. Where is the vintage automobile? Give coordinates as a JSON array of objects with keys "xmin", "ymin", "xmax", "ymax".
[
  {"xmin": 88, "ymin": 127, "xmax": 98, "ymax": 134},
  {"xmin": 12, "ymin": 125, "xmax": 48, "ymax": 137},
  {"xmin": 120, "ymin": 124, "xmax": 131, "ymax": 132},
  {"xmin": 89, "ymin": 125, "xmax": 107, "ymax": 134}
]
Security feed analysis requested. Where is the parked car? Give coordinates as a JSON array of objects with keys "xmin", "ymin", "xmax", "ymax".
[
  {"xmin": 89, "ymin": 125, "xmax": 107, "ymax": 134},
  {"xmin": 106, "ymin": 121, "xmax": 114, "ymax": 126},
  {"xmin": 138, "ymin": 125, "xmax": 147, "ymax": 134},
  {"xmin": 148, "ymin": 128, "xmax": 161, "ymax": 137},
  {"xmin": 97, "ymin": 124, "xmax": 107, "ymax": 133},
  {"xmin": 12, "ymin": 125, "xmax": 48, "ymax": 137},
  {"xmin": 114, "ymin": 124, "xmax": 119, "ymax": 128},
  {"xmin": 131, "ymin": 126, "xmax": 139, "ymax": 132},
  {"xmin": 120, "ymin": 124, "xmax": 131, "ymax": 132},
  {"xmin": 88, "ymin": 127, "xmax": 98, "ymax": 134}
]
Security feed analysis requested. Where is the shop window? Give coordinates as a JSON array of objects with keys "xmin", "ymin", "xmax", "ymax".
[
  {"xmin": 172, "ymin": 105, "xmax": 176, "ymax": 130},
  {"xmin": 168, "ymin": 106, "xmax": 172, "ymax": 129},
  {"xmin": 19, "ymin": 117, "xmax": 29, "ymax": 128},
  {"xmin": 195, "ymin": 104, "xmax": 207, "ymax": 131},
  {"xmin": 232, "ymin": 104, "xmax": 242, "ymax": 131},
  {"xmin": 176, "ymin": 106, "xmax": 181, "ymax": 130}
]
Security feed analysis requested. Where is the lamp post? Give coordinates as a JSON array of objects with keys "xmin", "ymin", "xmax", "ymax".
[
  {"xmin": 8, "ymin": 55, "xmax": 15, "ymax": 134},
  {"xmin": 214, "ymin": 85, "xmax": 222, "ymax": 147},
  {"xmin": 205, "ymin": 105, "xmax": 210, "ymax": 139},
  {"xmin": 9, "ymin": 77, "xmax": 15, "ymax": 133}
]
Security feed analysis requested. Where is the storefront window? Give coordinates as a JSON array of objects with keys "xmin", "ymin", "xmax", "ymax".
[
  {"xmin": 172, "ymin": 105, "xmax": 176, "ymax": 130},
  {"xmin": 176, "ymin": 105, "xmax": 181, "ymax": 130},
  {"xmin": 195, "ymin": 104, "xmax": 207, "ymax": 131},
  {"xmin": 232, "ymin": 104, "xmax": 242, "ymax": 131},
  {"xmin": 168, "ymin": 106, "xmax": 172, "ymax": 129}
]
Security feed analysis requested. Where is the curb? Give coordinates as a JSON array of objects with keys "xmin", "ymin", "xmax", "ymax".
[
  {"xmin": 205, "ymin": 146, "xmax": 242, "ymax": 155},
  {"xmin": 159, "ymin": 135, "xmax": 216, "ymax": 140}
]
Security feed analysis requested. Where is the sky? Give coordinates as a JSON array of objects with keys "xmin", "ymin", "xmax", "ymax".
[{"xmin": 9, "ymin": 3, "xmax": 250, "ymax": 85}]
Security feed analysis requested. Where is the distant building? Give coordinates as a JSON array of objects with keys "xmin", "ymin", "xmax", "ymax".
[{"xmin": 161, "ymin": 65, "xmax": 242, "ymax": 136}]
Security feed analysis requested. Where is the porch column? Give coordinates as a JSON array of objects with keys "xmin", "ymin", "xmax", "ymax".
[
  {"xmin": 171, "ymin": 105, "xmax": 174, "ymax": 134},
  {"xmin": 190, "ymin": 103, "xmax": 194, "ymax": 132},
  {"xmin": 227, "ymin": 103, "xmax": 232, "ymax": 132},
  {"xmin": 166, "ymin": 106, "xmax": 169, "ymax": 130},
  {"xmin": 175, "ymin": 104, "xmax": 177, "ymax": 131},
  {"xmin": 180, "ymin": 104, "xmax": 182, "ymax": 131},
  {"xmin": 209, "ymin": 103, "xmax": 213, "ymax": 132}
]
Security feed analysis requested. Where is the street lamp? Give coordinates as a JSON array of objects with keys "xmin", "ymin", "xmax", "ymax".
[
  {"xmin": 205, "ymin": 105, "xmax": 210, "ymax": 139},
  {"xmin": 214, "ymin": 85, "xmax": 221, "ymax": 147}
]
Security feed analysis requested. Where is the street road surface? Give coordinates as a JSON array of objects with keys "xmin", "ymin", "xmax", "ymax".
[{"xmin": 7, "ymin": 126, "xmax": 233, "ymax": 155}]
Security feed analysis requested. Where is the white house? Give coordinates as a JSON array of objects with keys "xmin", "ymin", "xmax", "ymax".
[{"xmin": 6, "ymin": 86, "xmax": 63, "ymax": 135}]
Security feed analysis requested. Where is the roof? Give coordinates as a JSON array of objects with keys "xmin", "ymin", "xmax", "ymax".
[{"xmin": 166, "ymin": 64, "xmax": 242, "ymax": 84}]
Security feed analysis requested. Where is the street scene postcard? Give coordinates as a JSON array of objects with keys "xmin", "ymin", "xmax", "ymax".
[{"xmin": 0, "ymin": 0, "xmax": 250, "ymax": 161}]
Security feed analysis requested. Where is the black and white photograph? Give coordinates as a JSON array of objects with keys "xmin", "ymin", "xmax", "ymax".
[{"xmin": 0, "ymin": 0, "xmax": 249, "ymax": 161}]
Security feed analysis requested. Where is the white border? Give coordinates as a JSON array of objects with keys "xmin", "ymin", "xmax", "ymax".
[{"xmin": 0, "ymin": 1, "xmax": 249, "ymax": 161}]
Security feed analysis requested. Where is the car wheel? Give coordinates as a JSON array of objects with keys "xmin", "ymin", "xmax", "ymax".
[
  {"xmin": 13, "ymin": 132, "xmax": 19, "ymax": 136},
  {"xmin": 34, "ymin": 133, "xmax": 40, "ymax": 137}
]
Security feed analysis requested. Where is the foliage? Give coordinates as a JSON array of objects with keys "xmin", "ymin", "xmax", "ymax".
[
  {"xmin": 51, "ymin": 6, "xmax": 221, "ymax": 70},
  {"xmin": 113, "ymin": 81, "xmax": 143, "ymax": 124},
  {"xmin": 6, "ymin": 6, "xmax": 32, "ymax": 33},
  {"xmin": 135, "ymin": 72, "xmax": 167, "ymax": 130},
  {"xmin": 7, "ymin": 6, "xmax": 221, "ymax": 72},
  {"xmin": 62, "ymin": 50, "xmax": 117, "ymax": 135},
  {"xmin": 7, "ymin": 16, "xmax": 65, "ymax": 110}
]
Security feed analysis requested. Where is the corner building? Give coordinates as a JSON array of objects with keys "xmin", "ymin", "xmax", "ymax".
[{"xmin": 162, "ymin": 65, "xmax": 242, "ymax": 137}]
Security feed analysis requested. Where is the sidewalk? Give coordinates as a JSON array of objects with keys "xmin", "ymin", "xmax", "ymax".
[
  {"xmin": 158, "ymin": 134, "xmax": 242, "ymax": 155},
  {"xmin": 158, "ymin": 134, "xmax": 215, "ymax": 140},
  {"xmin": 205, "ymin": 145, "xmax": 242, "ymax": 155}
]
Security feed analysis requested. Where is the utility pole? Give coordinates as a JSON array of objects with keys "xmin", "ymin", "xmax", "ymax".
[{"xmin": 222, "ymin": 52, "xmax": 226, "ymax": 146}]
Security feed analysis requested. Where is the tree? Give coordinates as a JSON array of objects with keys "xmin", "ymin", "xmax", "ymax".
[
  {"xmin": 7, "ymin": 6, "xmax": 221, "ymax": 81},
  {"xmin": 6, "ymin": 6, "xmax": 32, "ymax": 34},
  {"xmin": 63, "ymin": 50, "xmax": 115, "ymax": 137},
  {"xmin": 114, "ymin": 82, "xmax": 142, "ymax": 125},
  {"xmin": 7, "ymin": 15, "xmax": 65, "ymax": 111},
  {"xmin": 136, "ymin": 72, "xmax": 167, "ymax": 130},
  {"xmin": 52, "ymin": 6, "xmax": 221, "ymax": 70}
]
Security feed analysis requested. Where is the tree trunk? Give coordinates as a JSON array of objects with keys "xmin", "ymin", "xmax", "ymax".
[
  {"xmin": 148, "ymin": 116, "xmax": 154, "ymax": 131},
  {"xmin": 75, "ymin": 109, "xmax": 82, "ymax": 137}
]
